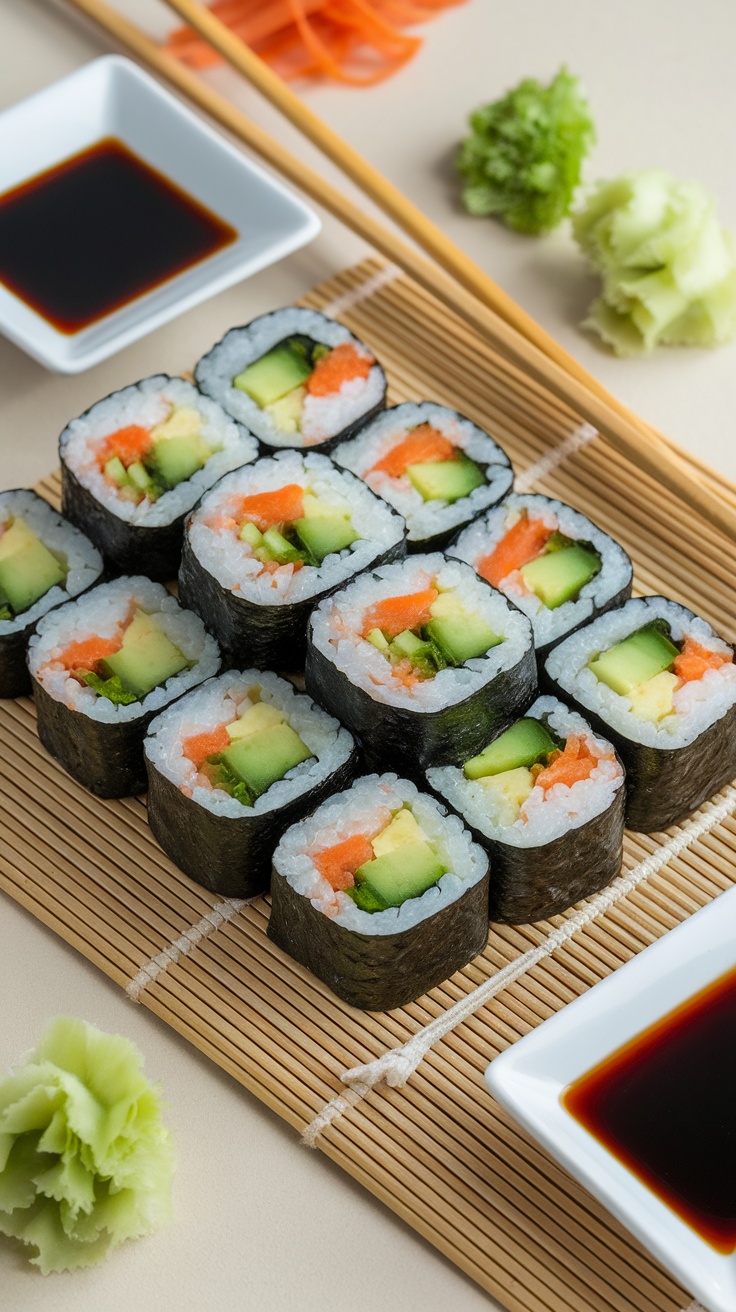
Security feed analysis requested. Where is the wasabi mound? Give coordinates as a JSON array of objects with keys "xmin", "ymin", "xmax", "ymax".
[
  {"xmin": 573, "ymin": 169, "xmax": 736, "ymax": 355},
  {"xmin": 0, "ymin": 1018, "xmax": 174, "ymax": 1273}
]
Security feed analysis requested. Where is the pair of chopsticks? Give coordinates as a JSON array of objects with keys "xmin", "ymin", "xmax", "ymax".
[{"xmin": 67, "ymin": 0, "xmax": 736, "ymax": 540}]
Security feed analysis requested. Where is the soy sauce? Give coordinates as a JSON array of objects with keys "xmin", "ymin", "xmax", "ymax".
[
  {"xmin": 563, "ymin": 964, "xmax": 736, "ymax": 1252},
  {"xmin": 0, "ymin": 137, "xmax": 237, "ymax": 333}
]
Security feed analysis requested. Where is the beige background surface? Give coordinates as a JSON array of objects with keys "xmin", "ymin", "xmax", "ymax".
[{"xmin": 1, "ymin": 0, "xmax": 734, "ymax": 1308}]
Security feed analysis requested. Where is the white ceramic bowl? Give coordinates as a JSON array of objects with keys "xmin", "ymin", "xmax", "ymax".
[
  {"xmin": 486, "ymin": 886, "xmax": 736, "ymax": 1312},
  {"xmin": 0, "ymin": 56, "xmax": 320, "ymax": 373}
]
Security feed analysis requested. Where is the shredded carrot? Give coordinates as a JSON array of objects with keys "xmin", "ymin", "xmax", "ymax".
[
  {"xmin": 674, "ymin": 636, "xmax": 733, "ymax": 684},
  {"xmin": 182, "ymin": 724, "xmax": 232, "ymax": 770},
  {"xmin": 307, "ymin": 342, "xmax": 373, "ymax": 396},
  {"xmin": 58, "ymin": 633, "xmax": 123, "ymax": 671},
  {"xmin": 362, "ymin": 586, "xmax": 438, "ymax": 638},
  {"xmin": 370, "ymin": 424, "xmax": 456, "ymax": 477},
  {"xmin": 477, "ymin": 515, "xmax": 554, "ymax": 589},
  {"xmin": 313, "ymin": 833, "xmax": 374, "ymax": 890},
  {"xmin": 234, "ymin": 483, "xmax": 304, "ymax": 530},
  {"xmin": 163, "ymin": 0, "xmax": 466, "ymax": 83},
  {"xmin": 98, "ymin": 424, "xmax": 152, "ymax": 469},
  {"xmin": 535, "ymin": 736, "xmax": 600, "ymax": 791}
]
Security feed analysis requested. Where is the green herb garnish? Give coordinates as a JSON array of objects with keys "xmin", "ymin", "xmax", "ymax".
[
  {"xmin": 457, "ymin": 67, "xmax": 594, "ymax": 234},
  {"xmin": 0, "ymin": 604, "xmax": 13, "ymax": 622},
  {"xmin": 78, "ymin": 669, "xmax": 139, "ymax": 705}
]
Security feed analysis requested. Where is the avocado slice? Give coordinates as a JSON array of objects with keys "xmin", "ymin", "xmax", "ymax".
[
  {"xmin": 406, "ymin": 455, "xmax": 485, "ymax": 503},
  {"xmin": 222, "ymin": 722, "xmax": 313, "ymax": 798},
  {"xmin": 293, "ymin": 514, "xmax": 358, "ymax": 563},
  {"xmin": 233, "ymin": 340, "xmax": 312, "ymax": 407},
  {"xmin": 264, "ymin": 385, "xmax": 306, "ymax": 434},
  {"xmin": 588, "ymin": 621, "xmax": 679, "ymax": 695},
  {"xmin": 424, "ymin": 613, "xmax": 501, "ymax": 665},
  {"xmin": 99, "ymin": 609, "xmax": 189, "ymax": 698},
  {"xmin": 354, "ymin": 841, "xmax": 447, "ymax": 909},
  {"xmin": 477, "ymin": 766, "xmax": 535, "ymax": 825},
  {"xmin": 520, "ymin": 544, "xmax": 601, "ymax": 609},
  {"xmin": 226, "ymin": 701, "xmax": 285, "ymax": 741},
  {"xmin": 0, "ymin": 519, "xmax": 66, "ymax": 615},
  {"xmin": 464, "ymin": 718, "xmax": 558, "ymax": 779},
  {"xmin": 627, "ymin": 670, "xmax": 678, "ymax": 722},
  {"xmin": 371, "ymin": 807, "xmax": 426, "ymax": 857}
]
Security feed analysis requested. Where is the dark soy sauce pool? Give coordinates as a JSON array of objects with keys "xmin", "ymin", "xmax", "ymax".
[
  {"xmin": 0, "ymin": 137, "xmax": 237, "ymax": 333},
  {"xmin": 563, "ymin": 964, "xmax": 736, "ymax": 1252}
]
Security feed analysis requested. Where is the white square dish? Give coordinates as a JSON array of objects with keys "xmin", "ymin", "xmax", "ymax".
[
  {"xmin": 486, "ymin": 885, "xmax": 736, "ymax": 1312},
  {"xmin": 0, "ymin": 56, "xmax": 320, "ymax": 373}
]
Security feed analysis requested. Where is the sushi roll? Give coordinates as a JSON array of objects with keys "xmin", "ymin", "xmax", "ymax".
[
  {"xmin": 194, "ymin": 308, "xmax": 386, "ymax": 452},
  {"xmin": 449, "ymin": 493, "xmax": 633, "ymax": 660},
  {"xmin": 179, "ymin": 450, "xmax": 406, "ymax": 669},
  {"xmin": 544, "ymin": 596, "xmax": 736, "ymax": 832},
  {"xmin": 305, "ymin": 553, "xmax": 537, "ymax": 777},
  {"xmin": 427, "ymin": 695, "xmax": 625, "ymax": 923},
  {"xmin": 0, "ymin": 490, "xmax": 103, "ymax": 699},
  {"xmin": 28, "ymin": 576, "xmax": 220, "ymax": 798},
  {"xmin": 333, "ymin": 402, "xmax": 514, "ymax": 551},
  {"xmin": 60, "ymin": 375, "xmax": 257, "ymax": 580},
  {"xmin": 268, "ymin": 773, "xmax": 490, "ymax": 1010},
  {"xmin": 145, "ymin": 669, "xmax": 358, "ymax": 897}
]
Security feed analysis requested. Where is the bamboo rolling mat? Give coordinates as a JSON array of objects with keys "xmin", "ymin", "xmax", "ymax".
[{"xmin": 2, "ymin": 257, "xmax": 734, "ymax": 1312}]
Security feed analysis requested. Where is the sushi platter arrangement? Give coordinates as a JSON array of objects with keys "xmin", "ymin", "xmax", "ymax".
[{"xmin": 2, "ymin": 257, "xmax": 735, "ymax": 1312}]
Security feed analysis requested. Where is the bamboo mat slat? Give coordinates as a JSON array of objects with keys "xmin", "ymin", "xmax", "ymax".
[{"xmin": 2, "ymin": 258, "xmax": 733, "ymax": 1312}]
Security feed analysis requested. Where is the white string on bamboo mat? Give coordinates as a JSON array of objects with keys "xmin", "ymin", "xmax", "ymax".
[
  {"xmin": 514, "ymin": 422, "xmax": 599, "ymax": 492},
  {"xmin": 682, "ymin": 1301, "xmax": 709, "ymax": 1312},
  {"xmin": 302, "ymin": 784, "xmax": 736, "ymax": 1147},
  {"xmin": 126, "ymin": 897, "xmax": 248, "ymax": 1001},
  {"xmin": 319, "ymin": 262, "xmax": 402, "ymax": 320}
]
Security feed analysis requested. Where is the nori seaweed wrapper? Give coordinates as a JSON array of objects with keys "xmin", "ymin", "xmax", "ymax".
[
  {"xmin": 146, "ymin": 741, "xmax": 360, "ymax": 898},
  {"xmin": 456, "ymin": 786, "xmax": 625, "ymax": 923},
  {"xmin": 61, "ymin": 462, "xmax": 183, "ymax": 582},
  {"xmin": 1, "ymin": 623, "xmax": 36, "ymax": 699},
  {"xmin": 268, "ymin": 859, "xmax": 490, "ymax": 1011},
  {"xmin": 32, "ymin": 676, "xmax": 158, "ymax": 797},
  {"xmin": 179, "ymin": 531, "xmax": 406, "ymax": 673},
  {"xmin": 305, "ymin": 639, "xmax": 537, "ymax": 781}
]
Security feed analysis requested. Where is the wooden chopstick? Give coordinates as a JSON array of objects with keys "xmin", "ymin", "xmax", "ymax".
[
  {"xmin": 65, "ymin": 0, "xmax": 736, "ymax": 540},
  {"xmin": 160, "ymin": 1, "xmax": 729, "ymax": 491}
]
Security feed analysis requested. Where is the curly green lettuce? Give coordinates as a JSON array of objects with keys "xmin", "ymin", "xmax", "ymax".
[
  {"xmin": 457, "ymin": 68, "xmax": 595, "ymax": 234},
  {"xmin": 0, "ymin": 1018, "xmax": 175, "ymax": 1273},
  {"xmin": 572, "ymin": 169, "xmax": 736, "ymax": 355}
]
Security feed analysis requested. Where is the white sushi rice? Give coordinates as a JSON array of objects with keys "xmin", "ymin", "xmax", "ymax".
[
  {"xmin": 145, "ymin": 669, "xmax": 354, "ymax": 818},
  {"xmin": 59, "ymin": 375, "xmax": 257, "ymax": 526},
  {"xmin": 0, "ymin": 490, "xmax": 102, "ymax": 636},
  {"xmin": 309, "ymin": 553, "xmax": 533, "ymax": 711},
  {"xmin": 545, "ymin": 596, "xmax": 736, "ymax": 748},
  {"xmin": 28, "ymin": 576, "xmax": 220, "ymax": 723},
  {"xmin": 427, "ymin": 696, "xmax": 624, "ymax": 848},
  {"xmin": 194, "ymin": 308, "xmax": 386, "ymax": 447},
  {"xmin": 449, "ymin": 494, "xmax": 632, "ymax": 647},
  {"xmin": 273, "ymin": 773, "xmax": 487, "ymax": 936},
  {"xmin": 186, "ymin": 450, "xmax": 405, "ymax": 605},
  {"xmin": 333, "ymin": 402, "xmax": 514, "ymax": 541}
]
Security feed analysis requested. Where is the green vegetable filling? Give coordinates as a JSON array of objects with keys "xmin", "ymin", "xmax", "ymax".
[
  {"xmin": 103, "ymin": 406, "xmax": 214, "ymax": 504},
  {"xmin": 369, "ymin": 588, "xmax": 501, "ymax": 680},
  {"xmin": 0, "ymin": 518, "xmax": 67, "ymax": 617},
  {"xmin": 457, "ymin": 67, "xmax": 595, "ymax": 235},
  {"xmin": 587, "ymin": 620, "xmax": 679, "ymax": 695},
  {"xmin": 200, "ymin": 702, "xmax": 314, "ymax": 808},
  {"xmin": 238, "ymin": 490, "xmax": 359, "ymax": 568},
  {"xmin": 464, "ymin": 717, "xmax": 560, "ymax": 780},
  {"xmin": 407, "ymin": 454, "xmax": 486, "ymax": 503},
  {"xmin": 344, "ymin": 808, "xmax": 448, "ymax": 913}
]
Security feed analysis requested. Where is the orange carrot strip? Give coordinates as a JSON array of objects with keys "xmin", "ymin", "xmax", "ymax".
[
  {"xmin": 313, "ymin": 833, "xmax": 374, "ymax": 890},
  {"xmin": 235, "ymin": 483, "xmax": 304, "ymax": 530},
  {"xmin": 370, "ymin": 424, "xmax": 455, "ymax": 477},
  {"xmin": 59, "ymin": 634, "xmax": 123, "ymax": 671},
  {"xmin": 98, "ymin": 424, "xmax": 152, "ymax": 469},
  {"xmin": 674, "ymin": 636, "xmax": 733, "ymax": 684},
  {"xmin": 363, "ymin": 586, "xmax": 438, "ymax": 638},
  {"xmin": 477, "ymin": 515, "xmax": 554, "ymax": 588},
  {"xmin": 306, "ymin": 342, "xmax": 373, "ymax": 396},
  {"xmin": 535, "ymin": 736, "xmax": 599, "ymax": 791},
  {"xmin": 182, "ymin": 724, "xmax": 232, "ymax": 769}
]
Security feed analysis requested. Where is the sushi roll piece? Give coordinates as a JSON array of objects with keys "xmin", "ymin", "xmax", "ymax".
[
  {"xmin": 544, "ymin": 596, "xmax": 736, "ymax": 832},
  {"xmin": 333, "ymin": 402, "xmax": 514, "ymax": 551},
  {"xmin": 60, "ymin": 375, "xmax": 257, "ymax": 580},
  {"xmin": 427, "ymin": 695, "xmax": 625, "ymax": 923},
  {"xmin": 268, "ymin": 773, "xmax": 490, "ymax": 1010},
  {"xmin": 179, "ymin": 450, "xmax": 406, "ymax": 669},
  {"xmin": 145, "ymin": 669, "xmax": 358, "ymax": 897},
  {"xmin": 28, "ymin": 576, "xmax": 220, "ymax": 797},
  {"xmin": 194, "ymin": 308, "xmax": 386, "ymax": 452},
  {"xmin": 305, "ymin": 553, "xmax": 537, "ymax": 777},
  {"xmin": 449, "ymin": 493, "xmax": 633, "ymax": 661},
  {"xmin": 0, "ymin": 490, "xmax": 103, "ymax": 699}
]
